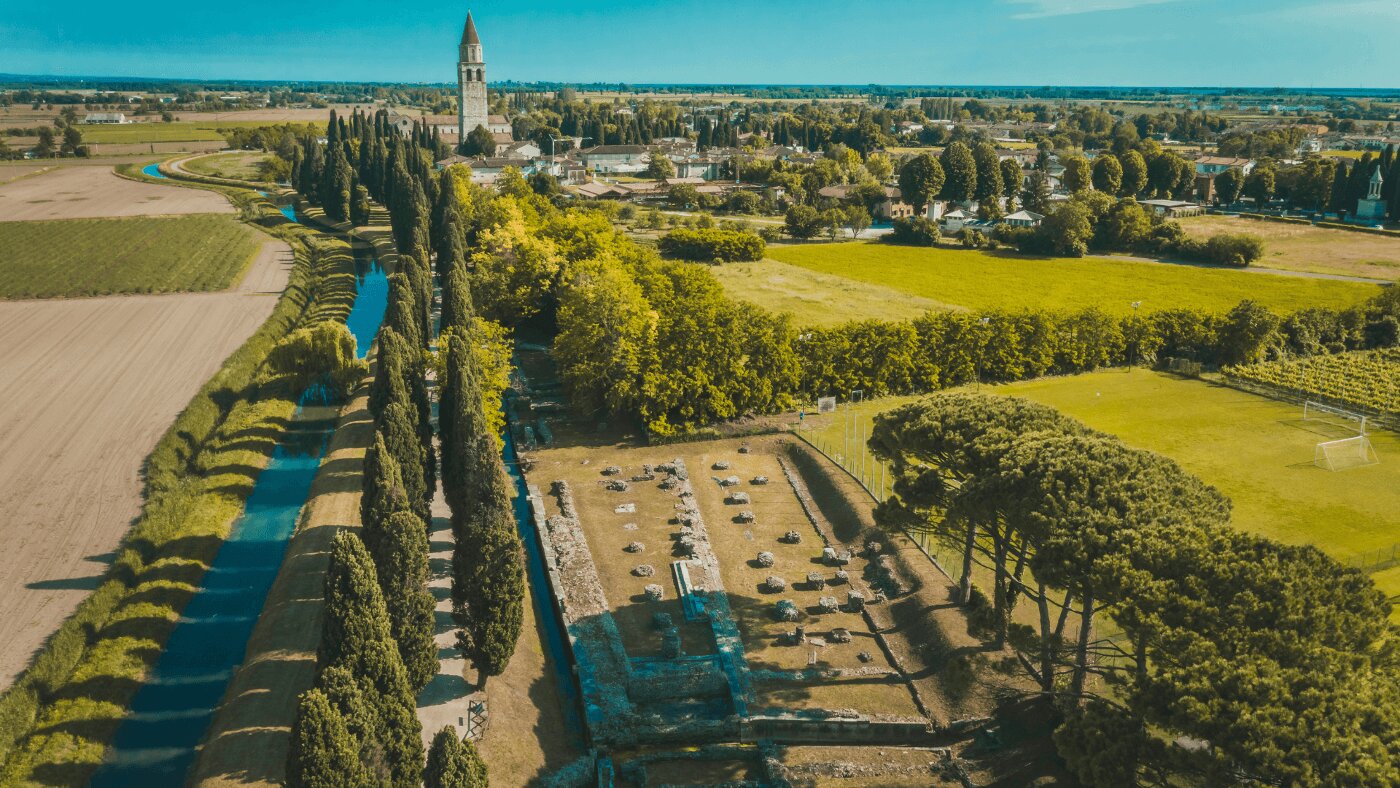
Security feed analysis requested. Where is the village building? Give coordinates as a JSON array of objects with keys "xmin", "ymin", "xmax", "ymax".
[
  {"xmin": 579, "ymin": 145, "xmax": 651, "ymax": 174},
  {"xmin": 83, "ymin": 112, "xmax": 128, "ymax": 124},
  {"xmin": 1194, "ymin": 156, "xmax": 1256, "ymax": 177},
  {"xmin": 1141, "ymin": 199, "xmax": 1204, "ymax": 218}
]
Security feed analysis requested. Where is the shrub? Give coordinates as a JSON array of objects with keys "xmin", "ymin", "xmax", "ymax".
[
  {"xmin": 657, "ymin": 227, "xmax": 765, "ymax": 262},
  {"xmin": 882, "ymin": 216, "xmax": 940, "ymax": 246},
  {"xmin": 1170, "ymin": 233, "xmax": 1265, "ymax": 267}
]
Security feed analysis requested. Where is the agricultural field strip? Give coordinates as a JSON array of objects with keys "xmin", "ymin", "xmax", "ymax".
[
  {"xmin": 0, "ymin": 164, "xmax": 234, "ymax": 221},
  {"xmin": 767, "ymin": 242, "xmax": 1380, "ymax": 315},
  {"xmin": 1225, "ymin": 348, "xmax": 1400, "ymax": 419},
  {"xmin": 0, "ymin": 214, "xmax": 262, "ymax": 299},
  {"xmin": 0, "ymin": 290, "xmax": 282, "ymax": 687}
]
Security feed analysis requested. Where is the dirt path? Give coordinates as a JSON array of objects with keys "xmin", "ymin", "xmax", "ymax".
[
  {"xmin": 190, "ymin": 387, "xmax": 371, "ymax": 788},
  {"xmin": 236, "ymin": 241, "xmax": 295, "ymax": 294},
  {"xmin": 0, "ymin": 290, "xmax": 281, "ymax": 688},
  {"xmin": 0, "ymin": 165, "xmax": 233, "ymax": 221}
]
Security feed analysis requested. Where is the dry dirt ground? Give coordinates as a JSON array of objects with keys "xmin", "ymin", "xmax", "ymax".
[
  {"xmin": 0, "ymin": 165, "xmax": 233, "ymax": 221},
  {"xmin": 0, "ymin": 289, "xmax": 282, "ymax": 687},
  {"xmin": 1180, "ymin": 214, "xmax": 1400, "ymax": 281}
]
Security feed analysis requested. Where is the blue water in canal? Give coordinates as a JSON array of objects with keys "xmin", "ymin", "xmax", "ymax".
[
  {"xmin": 501, "ymin": 424, "xmax": 584, "ymax": 740},
  {"xmin": 141, "ymin": 163, "xmax": 167, "ymax": 179},
  {"xmin": 278, "ymin": 203, "xmax": 297, "ymax": 222},
  {"xmin": 91, "ymin": 245, "xmax": 389, "ymax": 784}
]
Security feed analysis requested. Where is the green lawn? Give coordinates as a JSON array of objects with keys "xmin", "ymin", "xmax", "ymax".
[
  {"xmin": 78, "ymin": 120, "xmax": 324, "ymax": 145},
  {"xmin": 0, "ymin": 215, "xmax": 260, "ymax": 298},
  {"xmin": 183, "ymin": 151, "xmax": 273, "ymax": 182},
  {"xmin": 767, "ymin": 242, "xmax": 1381, "ymax": 315},
  {"xmin": 800, "ymin": 370, "xmax": 1400, "ymax": 610},
  {"xmin": 713, "ymin": 259, "xmax": 957, "ymax": 326}
]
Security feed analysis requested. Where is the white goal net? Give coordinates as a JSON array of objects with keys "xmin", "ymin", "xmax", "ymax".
[
  {"xmin": 1304, "ymin": 400, "xmax": 1368, "ymax": 435},
  {"xmin": 1315, "ymin": 436, "xmax": 1380, "ymax": 471}
]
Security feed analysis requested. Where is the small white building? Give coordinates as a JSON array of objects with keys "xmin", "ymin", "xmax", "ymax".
[
  {"xmin": 1195, "ymin": 156, "xmax": 1255, "ymax": 177},
  {"xmin": 578, "ymin": 145, "xmax": 650, "ymax": 175},
  {"xmin": 1003, "ymin": 209, "xmax": 1045, "ymax": 228},
  {"xmin": 1141, "ymin": 199, "xmax": 1203, "ymax": 218},
  {"xmin": 83, "ymin": 112, "xmax": 127, "ymax": 124}
]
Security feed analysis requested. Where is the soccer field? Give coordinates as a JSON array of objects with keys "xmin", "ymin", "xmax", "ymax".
[
  {"xmin": 802, "ymin": 369, "xmax": 1400, "ymax": 608},
  {"xmin": 765, "ymin": 242, "xmax": 1380, "ymax": 315}
]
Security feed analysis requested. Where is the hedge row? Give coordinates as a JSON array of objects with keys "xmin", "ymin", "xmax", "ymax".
[
  {"xmin": 0, "ymin": 191, "xmax": 357, "ymax": 782},
  {"xmin": 658, "ymin": 227, "xmax": 766, "ymax": 262},
  {"xmin": 1236, "ymin": 211, "xmax": 1400, "ymax": 237}
]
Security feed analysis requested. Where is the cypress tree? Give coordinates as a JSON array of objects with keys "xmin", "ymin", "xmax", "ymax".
[
  {"xmin": 435, "ymin": 218, "xmax": 466, "ymax": 283},
  {"xmin": 1329, "ymin": 161, "xmax": 1351, "ymax": 214},
  {"xmin": 440, "ymin": 263, "xmax": 477, "ymax": 337},
  {"xmin": 384, "ymin": 273, "xmax": 423, "ymax": 351},
  {"xmin": 345, "ymin": 639, "xmax": 424, "ymax": 788},
  {"xmin": 319, "ymin": 532, "xmax": 425, "ymax": 786},
  {"xmin": 315, "ymin": 665, "xmax": 379, "ymax": 775},
  {"xmin": 373, "ymin": 509, "xmax": 438, "ymax": 692},
  {"xmin": 360, "ymin": 431, "xmax": 410, "ymax": 543},
  {"xmin": 452, "ymin": 460, "xmax": 525, "ymax": 689},
  {"xmin": 369, "ymin": 327, "xmax": 412, "ymax": 421},
  {"xmin": 424, "ymin": 726, "xmax": 488, "ymax": 788},
  {"xmin": 439, "ymin": 334, "xmax": 486, "ymax": 516},
  {"xmin": 286, "ymin": 689, "xmax": 368, "ymax": 788},
  {"xmin": 320, "ymin": 531, "xmax": 392, "ymax": 669},
  {"xmin": 379, "ymin": 401, "xmax": 430, "ymax": 524}
]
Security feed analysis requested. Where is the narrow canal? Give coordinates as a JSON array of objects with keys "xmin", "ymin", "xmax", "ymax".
[
  {"xmin": 91, "ymin": 220, "xmax": 389, "ymax": 785},
  {"xmin": 141, "ymin": 162, "xmax": 167, "ymax": 179}
]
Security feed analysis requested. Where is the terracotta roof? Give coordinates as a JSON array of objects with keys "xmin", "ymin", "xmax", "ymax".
[{"xmin": 462, "ymin": 13, "xmax": 480, "ymax": 46}]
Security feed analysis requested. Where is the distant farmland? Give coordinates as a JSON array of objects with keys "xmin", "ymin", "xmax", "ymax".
[
  {"xmin": 766, "ymin": 242, "xmax": 1381, "ymax": 316},
  {"xmin": 0, "ymin": 214, "xmax": 260, "ymax": 298}
]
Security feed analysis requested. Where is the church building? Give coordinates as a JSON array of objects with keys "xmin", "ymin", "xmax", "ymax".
[{"xmin": 458, "ymin": 12, "xmax": 512, "ymax": 141}]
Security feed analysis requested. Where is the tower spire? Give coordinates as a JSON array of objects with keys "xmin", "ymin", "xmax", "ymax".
[{"xmin": 462, "ymin": 12, "xmax": 480, "ymax": 46}]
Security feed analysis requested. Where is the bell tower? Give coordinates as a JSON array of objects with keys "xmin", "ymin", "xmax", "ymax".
[{"xmin": 457, "ymin": 12, "xmax": 489, "ymax": 142}]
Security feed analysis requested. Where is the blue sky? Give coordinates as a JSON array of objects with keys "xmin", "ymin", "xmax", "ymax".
[{"xmin": 3, "ymin": 0, "xmax": 1398, "ymax": 87}]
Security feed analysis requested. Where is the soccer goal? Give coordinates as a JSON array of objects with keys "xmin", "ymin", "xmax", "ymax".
[
  {"xmin": 1303, "ymin": 400, "xmax": 1368, "ymax": 436},
  {"xmin": 1315, "ymin": 435, "xmax": 1380, "ymax": 471}
]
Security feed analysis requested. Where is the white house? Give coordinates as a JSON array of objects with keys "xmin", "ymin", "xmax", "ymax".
[
  {"xmin": 1003, "ymin": 209, "xmax": 1045, "ymax": 228},
  {"xmin": 578, "ymin": 145, "xmax": 650, "ymax": 175},
  {"xmin": 1195, "ymin": 156, "xmax": 1255, "ymax": 177},
  {"xmin": 83, "ymin": 113, "xmax": 127, "ymax": 124}
]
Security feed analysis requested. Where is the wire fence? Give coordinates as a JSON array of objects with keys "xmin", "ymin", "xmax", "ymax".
[
  {"xmin": 792, "ymin": 411, "xmax": 966, "ymax": 585},
  {"xmin": 1346, "ymin": 543, "xmax": 1400, "ymax": 574}
]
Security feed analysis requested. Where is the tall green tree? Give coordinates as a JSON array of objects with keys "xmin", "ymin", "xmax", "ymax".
[
  {"xmin": 972, "ymin": 142, "xmax": 1004, "ymax": 203},
  {"xmin": 370, "ymin": 509, "xmax": 438, "ymax": 692},
  {"xmin": 424, "ymin": 726, "xmax": 488, "ymax": 788},
  {"xmin": 897, "ymin": 153, "xmax": 945, "ymax": 214},
  {"xmin": 939, "ymin": 141, "xmax": 977, "ymax": 203},
  {"xmin": 1091, "ymin": 155, "xmax": 1122, "ymax": 195},
  {"xmin": 360, "ymin": 431, "xmax": 410, "ymax": 538},
  {"xmin": 1117, "ymin": 150, "xmax": 1148, "ymax": 196},
  {"xmin": 451, "ymin": 457, "xmax": 525, "ymax": 689},
  {"xmin": 377, "ymin": 401, "xmax": 431, "ymax": 524},
  {"xmin": 1001, "ymin": 157, "xmax": 1026, "ymax": 197},
  {"xmin": 286, "ymin": 689, "xmax": 369, "ymax": 788},
  {"xmin": 1061, "ymin": 154, "xmax": 1092, "ymax": 193}
]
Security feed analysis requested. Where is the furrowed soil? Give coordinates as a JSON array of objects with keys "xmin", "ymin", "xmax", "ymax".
[
  {"xmin": 0, "ymin": 165, "xmax": 232, "ymax": 221},
  {"xmin": 0, "ymin": 288, "xmax": 283, "ymax": 688}
]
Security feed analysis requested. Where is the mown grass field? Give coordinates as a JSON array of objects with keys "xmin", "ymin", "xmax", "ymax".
[
  {"xmin": 714, "ymin": 259, "xmax": 954, "ymax": 325},
  {"xmin": 766, "ymin": 242, "xmax": 1381, "ymax": 315},
  {"xmin": 800, "ymin": 369, "xmax": 1400, "ymax": 612},
  {"xmin": 1179, "ymin": 214, "xmax": 1400, "ymax": 280},
  {"xmin": 78, "ymin": 120, "xmax": 324, "ymax": 144},
  {"xmin": 183, "ymin": 151, "xmax": 274, "ymax": 181},
  {"xmin": 0, "ymin": 214, "xmax": 260, "ymax": 298}
]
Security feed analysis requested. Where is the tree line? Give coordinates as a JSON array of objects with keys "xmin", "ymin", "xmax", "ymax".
[
  {"xmin": 398, "ymin": 156, "xmax": 1397, "ymax": 436},
  {"xmin": 869, "ymin": 393, "xmax": 1400, "ymax": 785},
  {"xmin": 286, "ymin": 109, "xmax": 517, "ymax": 787}
]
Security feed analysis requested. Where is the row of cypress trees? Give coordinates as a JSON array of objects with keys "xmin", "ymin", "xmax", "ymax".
[{"xmin": 287, "ymin": 110, "xmax": 500, "ymax": 786}]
